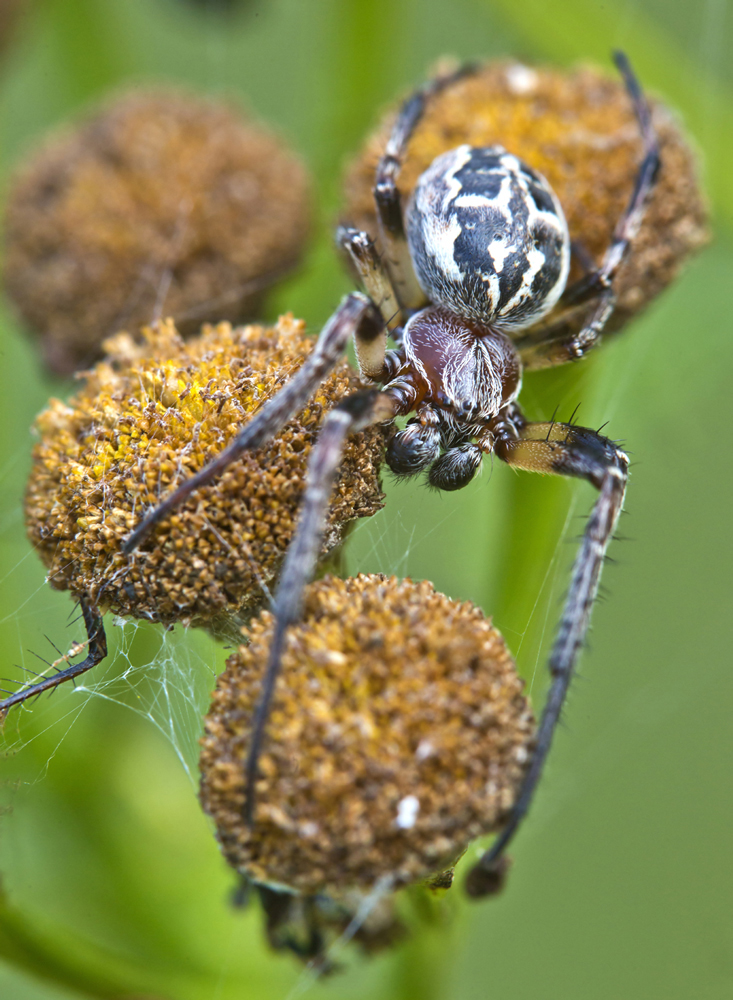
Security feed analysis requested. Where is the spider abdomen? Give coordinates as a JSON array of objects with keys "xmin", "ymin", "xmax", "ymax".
[
  {"xmin": 402, "ymin": 305, "xmax": 520, "ymax": 419},
  {"xmin": 405, "ymin": 145, "xmax": 570, "ymax": 330}
]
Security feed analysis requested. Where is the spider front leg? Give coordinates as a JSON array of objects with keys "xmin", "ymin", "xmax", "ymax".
[
  {"xmin": 465, "ymin": 406, "xmax": 628, "ymax": 896},
  {"xmin": 337, "ymin": 226, "xmax": 402, "ymax": 335},
  {"xmin": 518, "ymin": 51, "xmax": 661, "ymax": 371},
  {"xmin": 244, "ymin": 389, "xmax": 400, "ymax": 825},
  {"xmin": 2, "ymin": 296, "xmax": 384, "ymax": 716},
  {"xmin": 0, "ymin": 599, "xmax": 107, "ymax": 714}
]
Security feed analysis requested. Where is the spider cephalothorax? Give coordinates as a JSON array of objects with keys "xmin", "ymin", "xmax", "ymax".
[{"xmin": 380, "ymin": 306, "xmax": 522, "ymax": 489}]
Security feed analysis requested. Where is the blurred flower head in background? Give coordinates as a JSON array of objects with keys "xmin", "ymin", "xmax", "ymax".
[{"xmin": 4, "ymin": 89, "xmax": 311, "ymax": 373}]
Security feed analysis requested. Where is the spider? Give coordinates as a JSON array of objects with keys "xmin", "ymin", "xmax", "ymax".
[{"xmin": 3, "ymin": 51, "xmax": 659, "ymax": 894}]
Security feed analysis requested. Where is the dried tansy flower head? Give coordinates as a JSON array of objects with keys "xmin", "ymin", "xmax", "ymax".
[
  {"xmin": 199, "ymin": 574, "xmax": 535, "ymax": 898},
  {"xmin": 5, "ymin": 90, "xmax": 311, "ymax": 374},
  {"xmin": 343, "ymin": 60, "xmax": 708, "ymax": 336},
  {"xmin": 25, "ymin": 316, "xmax": 386, "ymax": 632}
]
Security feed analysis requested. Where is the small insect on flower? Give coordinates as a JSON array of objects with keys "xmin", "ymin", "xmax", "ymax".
[
  {"xmin": 199, "ymin": 573, "xmax": 535, "ymax": 964},
  {"xmin": 4, "ymin": 89, "xmax": 311, "ymax": 374},
  {"xmin": 4, "ymin": 314, "xmax": 386, "ymax": 712}
]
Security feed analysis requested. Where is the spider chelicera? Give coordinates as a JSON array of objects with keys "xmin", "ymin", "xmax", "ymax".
[{"xmin": 4, "ymin": 51, "xmax": 659, "ymax": 893}]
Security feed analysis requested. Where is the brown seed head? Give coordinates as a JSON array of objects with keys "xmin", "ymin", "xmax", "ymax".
[
  {"xmin": 342, "ymin": 60, "xmax": 708, "ymax": 335},
  {"xmin": 4, "ymin": 89, "xmax": 311, "ymax": 374},
  {"xmin": 199, "ymin": 573, "xmax": 535, "ymax": 896},
  {"xmin": 24, "ymin": 317, "xmax": 386, "ymax": 631}
]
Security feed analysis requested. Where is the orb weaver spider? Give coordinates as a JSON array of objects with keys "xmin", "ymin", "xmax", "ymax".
[{"xmin": 4, "ymin": 51, "xmax": 659, "ymax": 894}]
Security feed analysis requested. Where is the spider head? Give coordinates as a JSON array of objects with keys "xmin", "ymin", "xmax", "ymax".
[{"xmin": 405, "ymin": 144, "xmax": 570, "ymax": 330}]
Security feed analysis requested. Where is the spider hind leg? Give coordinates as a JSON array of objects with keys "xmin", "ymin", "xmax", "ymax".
[
  {"xmin": 337, "ymin": 226, "xmax": 402, "ymax": 334},
  {"xmin": 466, "ymin": 408, "xmax": 628, "ymax": 895},
  {"xmin": 517, "ymin": 51, "xmax": 661, "ymax": 371},
  {"xmin": 372, "ymin": 62, "xmax": 479, "ymax": 314}
]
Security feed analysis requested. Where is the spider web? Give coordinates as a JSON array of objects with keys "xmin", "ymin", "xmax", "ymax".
[
  {"xmin": 0, "ymin": 350, "xmax": 595, "ymax": 992},
  {"xmin": 0, "ymin": 606, "xmax": 222, "ymax": 785}
]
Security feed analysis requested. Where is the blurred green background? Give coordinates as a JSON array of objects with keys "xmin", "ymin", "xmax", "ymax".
[{"xmin": 0, "ymin": 0, "xmax": 731, "ymax": 998}]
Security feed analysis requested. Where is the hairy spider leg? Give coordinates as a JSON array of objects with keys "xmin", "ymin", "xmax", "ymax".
[
  {"xmin": 0, "ymin": 598, "xmax": 107, "ymax": 714},
  {"xmin": 247, "ymin": 49, "xmax": 643, "ymax": 889},
  {"xmin": 365, "ymin": 51, "xmax": 642, "ymax": 889},
  {"xmin": 243, "ymin": 389, "xmax": 400, "ymax": 826},
  {"xmin": 465, "ymin": 407, "xmax": 629, "ymax": 896},
  {"xmin": 123, "ymin": 292, "xmax": 383, "ymax": 555},
  {"xmin": 336, "ymin": 226, "xmax": 402, "ymax": 333},
  {"xmin": 373, "ymin": 61, "xmax": 479, "ymax": 314},
  {"xmin": 517, "ymin": 51, "xmax": 661, "ymax": 370}
]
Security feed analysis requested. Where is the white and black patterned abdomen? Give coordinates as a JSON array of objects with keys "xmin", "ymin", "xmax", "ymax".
[{"xmin": 405, "ymin": 145, "xmax": 570, "ymax": 331}]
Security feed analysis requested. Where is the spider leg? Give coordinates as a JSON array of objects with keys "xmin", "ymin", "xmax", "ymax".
[
  {"xmin": 465, "ymin": 407, "xmax": 628, "ymax": 896},
  {"xmin": 244, "ymin": 389, "xmax": 400, "ymax": 826},
  {"xmin": 0, "ymin": 599, "xmax": 107, "ymax": 714},
  {"xmin": 373, "ymin": 62, "xmax": 479, "ymax": 313},
  {"xmin": 123, "ymin": 293, "xmax": 383, "ymax": 554},
  {"xmin": 336, "ymin": 226, "xmax": 402, "ymax": 335},
  {"xmin": 517, "ymin": 51, "xmax": 661, "ymax": 371}
]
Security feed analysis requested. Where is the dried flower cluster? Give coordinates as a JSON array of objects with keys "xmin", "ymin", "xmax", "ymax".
[
  {"xmin": 4, "ymin": 90, "xmax": 311, "ymax": 373},
  {"xmin": 342, "ymin": 61, "xmax": 708, "ymax": 337},
  {"xmin": 199, "ymin": 574, "xmax": 535, "ymax": 896},
  {"xmin": 25, "ymin": 317, "xmax": 386, "ymax": 632}
]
